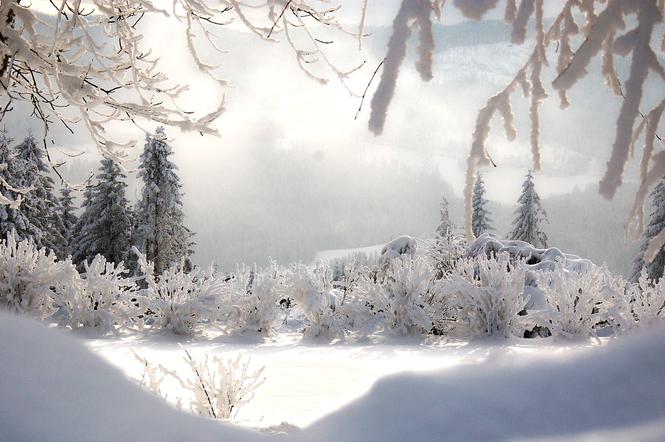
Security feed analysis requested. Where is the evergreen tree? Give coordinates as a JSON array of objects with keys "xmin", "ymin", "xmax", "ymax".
[
  {"xmin": 136, "ymin": 127, "xmax": 194, "ymax": 274},
  {"xmin": 0, "ymin": 131, "xmax": 40, "ymax": 241},
  {"xmin": 436, "ymin": 196, "xmax": 451, "ymax": 239},
  {"xmin": 471, "ymin": 173, "xmax": 493, "ymax": 238},
  {"xmin": 630, "ymin": 179, "xmax": 665, "ymax": 282},
  {"xmin": 13, "ymin": 135, "xmax": 66, "ymax": 255},
  {"xmin": 73, "ymin": 159, "xmax": 133, "ymax": 267},
  {"xmin": 508, "ymin": 170, "xmax": 548, "ymax": 248},
  {"xmin": 57, "ymin": 187, "xmax": 78, "ymax": 258}
]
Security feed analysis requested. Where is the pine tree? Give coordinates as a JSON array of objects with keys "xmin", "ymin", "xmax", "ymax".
[
  {"xmin": 13, "ymin": 135, "xmax": 66, "ymax": 255},
  {"xmin": 57, "ymin": 187, "xmax": 78, "ymax": 258},
  {"xmin": 73, "ymin": 159, "xmax": 133, "ymax": 267},
  {"xmin": 630, "ymin": 179, "xmax": 665, "ymax": 282},
  {"xmin": 471, "ymin": 173, "xmax": 493, "ymax": 238},
  {"xmin": 136, "ymin": 127, "xmax": 194, "ymax": 274},
  {"xmin": 508, "ymin": 170, "xmax": 548, "ymax": 248},
  {"xmin": 0, "ymin": 131, "xmax": 40, "ymax": 241},
  {"xmin": 436, "ymin": 196, "xmax": 451, "ymax": 239}
]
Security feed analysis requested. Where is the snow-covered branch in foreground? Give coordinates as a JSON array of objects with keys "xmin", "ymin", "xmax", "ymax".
[
  {"xmin": 0, "ymin": 0, "xmax": 364, "ymax": 162},
  {"xmin": 461, "ymin": 0, "xmax": 665, "ymax": 243},
  {"xmin": 368, "ymin": 0, "xmax": 444, "ymax": 135}
]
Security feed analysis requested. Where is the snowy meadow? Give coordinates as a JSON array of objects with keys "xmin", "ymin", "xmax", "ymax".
[{"xmin": 1, "ymin": 0, "xmax": 665, "ymax": 441}]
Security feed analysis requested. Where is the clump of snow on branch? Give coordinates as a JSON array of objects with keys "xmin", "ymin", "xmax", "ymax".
[{"xmin": 368, "ymin": 0, "xmax": 444, "ymax": 135}]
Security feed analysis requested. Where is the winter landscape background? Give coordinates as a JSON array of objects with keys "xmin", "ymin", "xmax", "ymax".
[
  {"xmin": 6, "ymin": 6, "xmax": 656, "ymax": 275},
  {"xmin": 2, "ymin": 1, "xmax": 665, "ymax": 441}
]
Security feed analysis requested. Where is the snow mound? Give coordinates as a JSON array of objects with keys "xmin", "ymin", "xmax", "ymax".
[
  {"xmin": 380, "ymin": 235, "xmax": 417, "ymax": 263},
  {"xmin": 306, "ymin": 327, "xmax": 665, "ymax": 442},
  {"xmin": 468, "ymin": 233, "xmax": 594, "ymax": 310},
  {"xmin": 0, "ymin": 313, "xmax": 263, "ymax": 442},
  {"xmin": 469, "ymin": 232, "xmax": 593, "ymax": 273}
]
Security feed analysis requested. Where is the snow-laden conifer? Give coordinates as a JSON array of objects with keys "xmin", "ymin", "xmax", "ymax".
[
  {"xmin": 0, "ymin": 132, "xmax": 39, "ymax": 241},
  {"xmin": 57, "ymin": 187, "xmax": 77, "ymax": 258},
  {"xmin": 508, "ymin": 171, "xmax": 548, "ymax": 248},
  {"xmin": 135, "ymin": 128, "xmax": 194, "ymax": 274},
  {"xmin": 471, "ymin": 173, "xmax": 493, "ymax": 238},
  {"xmin": 630, "ymin": 179, "xmax": 665, "ymax": 282},
  {"xmin": 13, "ymin": 135, "xmax": 65, "ymax": 255},
  {"xmin": 73, "ymin": 159, "xmax": 133, "ymax": 267}
]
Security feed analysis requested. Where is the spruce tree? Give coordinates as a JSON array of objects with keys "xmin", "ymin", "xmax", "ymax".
[
  {"xmin": 14, "ymin": 135, "xmax": 66, "ymax": 254},
  {"xmin": 630, "ymin": 179, "xmax": 665, "ymax": 282},
  {"xmin": 508, "ymin": 170, "xmax": 548, "ymax": 248},
  {"xmin": 57, "ymin": 187, "xmax": 78, "ymax": 258},
  {"xmin": 436, "ymin": 196, "xmax": 451, "ymax": 239},
  {"xmin": 471, "ymin": 173, "xmax": 493, "ymax": 238},
  {"xmin": 73, "ymin": 159, "xmax": 133, "ymax": 266},
  {"xmin": 136, "ymin": 127, "xmax": 194, "ymax": 274},
  {"xmin": 0, "ymin": 131, "xmax": 40, "ymax": 241}
]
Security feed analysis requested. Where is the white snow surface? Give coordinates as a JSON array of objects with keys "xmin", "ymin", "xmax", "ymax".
[{"xmin": 2, "ymin": 312, "xmax": 665, "ymax": 441}]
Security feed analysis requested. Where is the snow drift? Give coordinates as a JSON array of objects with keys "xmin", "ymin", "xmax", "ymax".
[{"xmin": 2, "ymin": 312, "xmax": 665, "ymax": 441}]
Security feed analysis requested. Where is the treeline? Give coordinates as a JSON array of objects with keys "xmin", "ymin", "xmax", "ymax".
[{"xmin": 0, "ymin": 127, "xmax": 193, "ymax": 274}]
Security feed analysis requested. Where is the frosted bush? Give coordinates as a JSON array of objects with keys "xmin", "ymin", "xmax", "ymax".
[
  {"xmin": 177, "ymin": 349, "xmax": 265, "ymax": 420},
  {"xmin": 225, "ymin": 263, "xmax": 283, "ymax": 336},
  {"xmin": 57, "ymin": 255, "xmax": 139, "ymax": 333},
  {"xmin": 378, "ymin": 255, "xmax": 433, "ymax": 336},
  {"xmin": 535, "ymin": 263, "xmax": 630, "ymax": 339},
  {"xmin": 133, "ymin": 349, "xmax": 264, "ymax": 421},
  {"xmin": 629, "ymin": 270, "xmax": 665, "ymax": 327},
  {"xmin": 428, "ymin": 233, "xmax": 467, "ymax": 280},
  {"xmin": 0, "ymin": 231, "xmax": 75, "ymax": 319},
  {"xmin": 134, "ymin": 248, "xmax": 223, "ymax": 335},
  {"xmin": 444, "ymin": 254, "xmax": 529, "ymax": 338},
  {"xmin": 288, "ymin": 262, "xmax": 344, "ymax": 339}
]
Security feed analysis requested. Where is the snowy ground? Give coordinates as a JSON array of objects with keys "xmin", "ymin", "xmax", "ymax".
[{"xmin": 3, "ymin": 313, "xmax": 665, "ymax": 441}]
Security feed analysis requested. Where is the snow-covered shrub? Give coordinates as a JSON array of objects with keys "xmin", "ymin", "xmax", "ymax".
[
  {"xmin": 0, "ymin": 231, "xmax": 76, "ymax": 319},
  {"xmin": 177, "ymin": 349, "xmax": 265, "ymax": 420},
  {"xmin": 535, "ymin": 263, "xmax": 629, "ymax": 339},
  {"xmin": 288, "ymin": 262, "xmax": 344, "ymax": 339},
  {"xmin": 444, "ymin": 254, "xmax": 529, "ymax": 338},
  {"xmin": 134, "ymin": 248, "xmax": 222, "ymax": 335},
  {"xmin": 378, "ymin": 255, "xmax": 433, "ymax": 335},
  {"xmin": 428, "ymin": 232, "xmax": 467, "ymax": 280},
  {"xmin": 224, "ymin": 263, "xmax": 283, "ymax": 336},
  {"xmin": 132, "ymin": 349, "xmax": 264, "ymax": 421},
  {"xmin": 56, "ymin": 255, "xmax": 139, "ymax": 333},
  {"xmin": 628, "ymin": 269, "xmax": 665, "ymax": 327}
]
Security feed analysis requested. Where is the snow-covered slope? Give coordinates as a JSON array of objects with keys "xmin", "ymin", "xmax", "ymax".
[
  {"xmin": 305, "ymin": 329, "xmax": 665, "ymax": 442},
  {"xmin": 3, "ymin": 312, "xmax": 665, "ymax": 441},
  {"xmin": 0, "ymin": 313, "xmax": 263, "ymax": 442}
]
